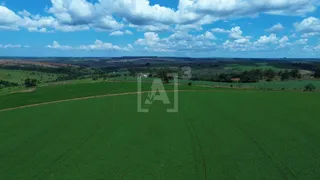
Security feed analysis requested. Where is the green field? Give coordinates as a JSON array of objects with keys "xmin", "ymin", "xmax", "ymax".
[
  {"xmin": 0, "ymin": 69, "xmax": 58, "ymax": 84},
  {"xmin": 1, "ymin": 82, "xmax": 320, "ymax": 179},
  {"xmin": 188, "ymin": 79, "xmax": 320, "ymax": 90}
]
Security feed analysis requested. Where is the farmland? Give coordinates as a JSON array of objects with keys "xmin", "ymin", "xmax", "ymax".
[
  {"xmin": 0, "ymin": 57, "xmax": 320, "ymax": 180},
  {"xmin": 0, "ymin": 81, "xmax": 320, "ymax": 179}
]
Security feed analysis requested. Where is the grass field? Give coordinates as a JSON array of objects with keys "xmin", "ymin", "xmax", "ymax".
[
  {"xmin": 0, "ymin": 69, "xmax": 58, "ymax": 84},
  {"xmin": 0, "ymin": 82, "xmax": 320, "ymax": 179}
]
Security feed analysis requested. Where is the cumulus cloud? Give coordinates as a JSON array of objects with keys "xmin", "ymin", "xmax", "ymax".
[
  {"xmin": 229, "ymin": 26, "xmax": 244, "ymax": 39},
  {"xmin": 277, "ymin": 36, "xmax": 291, "ymax": 48},
  {"xmin": 1, "ymin": 0, "xmax": 319, "ymax": 33},
  {"xmin": 181, "ymin": 0, "xmax": 316, "ymax": 20},
  {"xmin": 135, "ymin": 31, "xmax": 216, "ymax": 52},
  {"xmin": 46, "ymin": 41, "xmax": 73, "ymax": 50},
  {"xmin": 265, "ymin": 23, "xmax": 284, "ymax": 33},
  {"xmin": 256, "ymin": 34, "xmax": 279, "ymax": 44},
  {"xmin": 79, "ymin": 40, "xmax": 122, "ymax": 51},
  {"xmin": 294, "ymin": 17, "xmax": 320, "ymax": 33},
  {"xmin": 0, "ymin": 5, "xmax": 22, "ymax": 30},
  {"xmin": 211, "ymin": 26, "xmax": 250, "ymax": 40},
  {"xmin": 279, "ymin": 36, "xmax": 289, "ymax": 44}
]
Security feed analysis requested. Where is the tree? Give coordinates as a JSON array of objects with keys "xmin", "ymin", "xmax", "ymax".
[
  {"xmin": 304, "ymin": 83, "xmax": 316, "ymax": 92},
  {"xmin": 314, "ymin": 68, "xmax": 320, "ymax": 78},
  {"xmin": 266, "ymin": 78, "xmax": 273, "ymax": 82},
  {"xmin": 290, "ymin": 69, "xmax": 301, "ymax": 79},
  {"xmin": 264, "ymin": 69, "xmax": 276, "ymax": 79},
  {"xmin": 281, "ymin": 70, "xmax": 290, "ymax": 81},
  {"xmin": 157, "ymin": 69, "xmax": 170, "ymax": 84},
  {"xmin": 0, "ymin": 80, "xmax": 19, "ymax": 87},
  {"xmin": 24, "ymin": 78, "xmax": 37, "ymax": 88}
]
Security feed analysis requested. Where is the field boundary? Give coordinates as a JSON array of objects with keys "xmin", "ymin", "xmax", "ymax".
[{"xmin": 0, "ymin": 90, "xmax": 214, "ymax": 113}]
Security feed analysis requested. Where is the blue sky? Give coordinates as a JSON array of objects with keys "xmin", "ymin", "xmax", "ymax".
[{"xmin": 0, "ymin": 0, "xmax": 320, "ymax": 57}]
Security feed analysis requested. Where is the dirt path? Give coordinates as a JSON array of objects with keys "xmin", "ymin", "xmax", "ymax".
[{"xmin": 0, "ymin": 90, "xmax": 214, "ymax": 113}]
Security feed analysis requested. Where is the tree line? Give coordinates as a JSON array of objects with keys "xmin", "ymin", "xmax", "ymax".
[
  {"xmin": 0, "ymin": 80, "xmax": 19, "ymax": 89},
  {"xmin": 191, "ymin": 68, "xmax": 309, "ymax": 83}
]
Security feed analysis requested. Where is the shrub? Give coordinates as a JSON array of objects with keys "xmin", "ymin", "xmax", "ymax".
[
  {"xmin": 304, "ymin": 83, "xmax": 316, "ymax": 92},
  {"xmin": 188, "ymin": 82, "xmax": 192, "ymax": 86},
  {"xmin": 24, "ymin": 78, "xmax": 37, "ymax": 88},
  {"xmin": 266, "ymin": 78, "xmax": 273, "ymax": 82}
]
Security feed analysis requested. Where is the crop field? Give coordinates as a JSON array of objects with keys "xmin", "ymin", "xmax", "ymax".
[{"xmin": 0, "ymin": 82, "xmax": 320, "ymax": 180}]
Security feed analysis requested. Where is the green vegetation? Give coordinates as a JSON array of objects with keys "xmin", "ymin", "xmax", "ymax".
[
  {"xmin": 0, "ymin": 80, "xmax": 19, "ymax": 89},
  {"xmin": 1, "ymin": 59, "xmax": 320, "ymax": 179},
  {"xmin": 0, "ymin": 69, "xmax": 57, "ymax": 84},
  {"xmin": 24, "ymin": 78, "xmax": 38, "ymax": 88},
  {"xmin": 225, "ymin": 63, "xmax": 282, "ymax": 71},
  {"xmin": 1, "ymin": 88, "xmax": 320, "ymax": 179},
  {"xmin": 304, "ymin": 83, "xmax": 316, "ymax": 92},
  {"xmin": 0, "ymin": 82, "xmax": 211, "ymax": 110}
]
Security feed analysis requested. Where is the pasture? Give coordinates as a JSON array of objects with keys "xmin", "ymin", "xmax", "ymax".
[
  {"xmin": 0, "ymin": 82, "xmax": 320, "ymax": 180},
  {"xmin": 0, "ymin": 69, "xmax": 57, "ymax": 84}
]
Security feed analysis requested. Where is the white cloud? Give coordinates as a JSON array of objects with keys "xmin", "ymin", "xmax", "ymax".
[
  {"xmin": 294, "ymin": 17, "xmax": 320, "ymax": 33},
  {"xmin": 223, "ymin": 40, "xmax": 249, "ymax": 51},
  {"xmin": 18, "ymin": 10, "xmax": 31, "ymax": 17},
  {"xmin": 0, "ymin": 44, "xmax": 30, "ymax": 48},
  {"xmin": 1, "ymin": 0, "xmax": 319, "ymax": 34},
  {"xmin": 303, "ymin": 45, "xmax": 320, "ymax": 52},
  {"xmin": 135, "ymin": 31, "xmax": 216, "ymax": 52},
  {"xmin": 290, "ymin": 33, "xmax": 297, "ymax": 38},
  {"xmin": 46, "ymin": 40, "xmax": 130, "ymax": 51},
  {"xmin": 28, "ymin": 27, "xmax": 54, "ymax": 33},
  {"xmin": 92, "ymin": 16, "xmax": 124, "ymax": 30},
  {"xmin": 0, "ymin": 5, "xmax": 22, "ymax": 30},
  {"xmin": 125, "ymin": 30, "xmax": 133, "ymax": 35},
  {"xmin": 211, "ymin": 26, "xmax": 248, "ymax": 40},
  {"xmin": 212, "ymin": 28, "xmax": 228, "ymax": 33},
  {"xmin": 301, "ymin": 32, "xmax": 320, "ymax": 38},
  {"xmin": 46, "ymin": 41, "xmax": 73, "ymax": 50},
  {"xmin": 48, "ymin": 0, "xmax": 95, "ymax": 25},
  {"xmin": 229, "ymin": 26, "xmax": 244, "ymax": 39},
  {"xmin": 107, "ymin": 0, "xmax": 178, "ymax": 25},
  {"xmin": 109, "ymin": 30, "xmax": 124, "ymax": 36},
  {"xmin": 256, "ymin": 34, "xmax": 279, "ymax": 44},
  {"xmin": 279, "ymin": 36, "xmax": 289, "ymax": 44},
  {"xmin": 295, "ymin": 38, "xmax": 308, "ymax": 44},
  {"xmin": 135, "ymin": 32, "xmax": 160, "ymax": 46},
  {"xmin": 109, "ymin": 30, "xmax": 132, "ymax": 36},
  {"xmin": 191, "ymin": 0, "xmax": 315, "ymax": 16},
  {"xmin": 265, "ymin": 23, "xmax": 284, "ymax": 33},
  {"xmin": 278, "ymin": 36, "xmax": 291, "ymax": 48},
  {"xmin": 78, "ymin": 40, "xmax": 122, "ymax": 51},
  {"xmin": 129, "ymin": 24, "xmax": 170, "ymax": 32}
]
